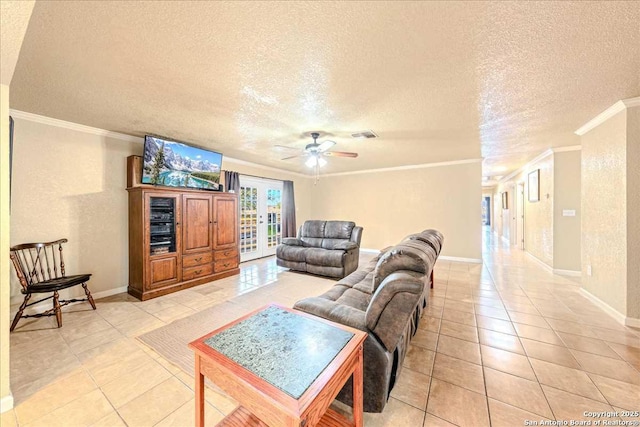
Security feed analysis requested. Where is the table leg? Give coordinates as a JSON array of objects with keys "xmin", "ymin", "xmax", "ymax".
[
  {"xmin": 195, "ymin": 355, "xmax": 204, "ymax": 427},
  {"xmin": 353, "ymin": 345, "xmax": 364, "ymax": 427}
]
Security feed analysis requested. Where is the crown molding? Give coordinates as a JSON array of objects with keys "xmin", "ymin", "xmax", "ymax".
[
  {"xmin": 553, "ymin": 145, "xmax": 582, "ymax": 153},
  {"xmin": 9, "ymin": 109, "xmax": 143, "ymax": 143},
  {"xmin": 9, "ymin": 109, "xmax": 312, "ymax": 178},
  {"xmin": 9, "ymin": 109, "xmax": 483, "ymax": 180},
  {"xmin": 321, "ymin": 158, "xmax": 482, "ymax": 178},
  {"xmin": 574, "ymin": 97, "xmax": 640, "ymax": 136}
]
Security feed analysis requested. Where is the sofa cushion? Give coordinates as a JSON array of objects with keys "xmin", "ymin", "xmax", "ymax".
[
  {"xmin": 301, "ymin": 237, "xmax": 323, "ymax": 247},
  {"xmin": 282, "ymin": 237, "xmax": 303, "ymax": 246},
  {"xmin": 325, "ymin": 221, "xmax": 356, "ymax": 239},
  {"xmin": 276, "ymin": 245, "xmax": 308, "ymax": 262},
  {"xmin": 302, "ymin": 220, "xmax": 326, "ymax": 238},
  {"xmin": 306, "ymin": 248, "xmax": 345, "ymax": 267},
  {"xmin": 321, "ymin": 239, "xmax": 358, "ymax": 250}
]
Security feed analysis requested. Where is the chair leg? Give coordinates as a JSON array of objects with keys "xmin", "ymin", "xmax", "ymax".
[
  {"xmin": 430, "ymin": 270, "xmax": 434, "ymax": 289},
  {"xmin": 82, "ymin": 283, "xmax": 96, "ymax": 310},
  {"xmin": 10, "ymin": 294, "xmax": 31, "ymax": 332},
  {"xmin": 53, "ymin": 291, "xmax": 62, "ymax": 328}
]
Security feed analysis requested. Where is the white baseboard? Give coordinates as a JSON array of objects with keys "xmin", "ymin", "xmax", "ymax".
[
  {"xmin": 360, "ymin": 248, "xmax": 381, "ymax": 254},
  {"xmin": 552, "ymin": 268, "xmax": 581, "ymax": 277},
  {"xmin": 11, "ymin": 286, "xmax": 128, "ymax": 316},
  {"xmin": 439, "ymin": 256, "xmax": 483, "ymax": 264},
  {"xmin": 0, "ymin": 394, "xmax": 14, "ymax": 413},
  {"xmin": 626, "ymin": 317, "xmax": 640, "ymax": 328},
  {"xmin": 579, "ymin": 287, "xmax": 627, "ymax": 325},
  {"xmin": 91, "ymin": 286, "xmax": 128, "ymax": 300}
]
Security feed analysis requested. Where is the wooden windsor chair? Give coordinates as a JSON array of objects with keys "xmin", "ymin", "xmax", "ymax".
[{"xmin": 9, "ymin": 238, "xmax": 96, "ymax": 332}]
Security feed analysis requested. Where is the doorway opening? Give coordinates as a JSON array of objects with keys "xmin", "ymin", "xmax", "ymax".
[
  {"xmin": 239, "ymin": 176, "xmax": 283, "ymax": 262},
  {"xmin": 482, "ymin": 196, "xmax": 491, "ymax": 226}
]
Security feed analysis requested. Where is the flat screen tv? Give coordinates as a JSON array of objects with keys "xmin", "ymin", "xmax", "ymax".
[{"xmin": 142, "ymin": 135, "xmax": 222, "ymax": 190}]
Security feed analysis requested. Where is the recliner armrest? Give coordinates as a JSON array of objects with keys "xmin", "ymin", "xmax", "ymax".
[
  {"xmin": 365, "ymin": 271, "xmax": 424, "ymax": 352},
  {"xmin": 281, "ymin": 237, "xmax": 304, "ymax": 246},
  {"xmin": 333, "ymin": 241, "xmax": 358, "ymax": 251}
]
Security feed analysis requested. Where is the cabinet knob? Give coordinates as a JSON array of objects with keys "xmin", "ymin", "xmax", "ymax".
[
  {"xmin": 195, "ymin": 269, "xmax": 202, "ymax": 274},
  {"xmin": 223, "ymin": 263, "xmax": 229, "ymax": 267},
  {"xmin": 195, "ymin": 257, "xmax": 202, "ymax": 262}
]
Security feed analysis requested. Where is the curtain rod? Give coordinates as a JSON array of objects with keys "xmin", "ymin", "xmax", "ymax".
[{"xmin": 222, "ymin": 170, "xmax": 288, "ymax": 183}]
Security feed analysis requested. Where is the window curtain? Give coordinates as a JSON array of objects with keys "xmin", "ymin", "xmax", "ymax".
[
  {"xmin": 282, "ymin": 180, "xmax": 297, "ymax": 238},
  {"xmin": 224, "ymin": 170, "xmax": 240, "ymax": 194}
]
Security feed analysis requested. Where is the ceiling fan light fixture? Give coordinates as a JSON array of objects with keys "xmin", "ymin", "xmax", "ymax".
[{"xmin": 305, "ymin": 155, "xmax": 327, "ymax": 168}]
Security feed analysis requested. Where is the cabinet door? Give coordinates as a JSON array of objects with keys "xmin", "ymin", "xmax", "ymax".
[
  {"xmin": 213, "ymin": 195, "xmax": 238, "ymax": 249},
  {"xmin": 182, "ymin": 194, "xmax": 213, "ymax": 254},
  {"xmin": 148, "ymin": 256, "xmax": 179, "ymax": 289}
]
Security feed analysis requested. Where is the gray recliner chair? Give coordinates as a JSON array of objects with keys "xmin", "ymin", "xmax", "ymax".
[{"xmin": 276, "ymin": 220, "xmax": 363, "ymax": 279}]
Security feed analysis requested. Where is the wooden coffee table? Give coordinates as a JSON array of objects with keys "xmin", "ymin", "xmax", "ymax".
[{"xmin": 189, "ymin": 304, "xmax": 367, "ymax": 427}]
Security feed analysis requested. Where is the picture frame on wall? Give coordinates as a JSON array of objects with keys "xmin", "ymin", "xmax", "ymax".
[
  {"xmin": 528, "ymin": 169, "xmax": 540, "ymax": 202},
  {"xmin": 502, "ymin": 192, "xmax": 508, "ymax": 209}
]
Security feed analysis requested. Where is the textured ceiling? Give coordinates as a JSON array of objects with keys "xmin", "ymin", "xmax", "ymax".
[
  {"xmin": 9, "ymin": 1, "xmax": 640, "ymax": 176},
  {"xmin": 0, "ymin": 0, "xmax": 35, "ymax": 85}
]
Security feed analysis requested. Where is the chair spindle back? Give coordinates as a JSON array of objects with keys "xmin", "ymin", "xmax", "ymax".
[{"xmin": 10, "ymin": 239, "xmax": 69, "ymax": 290}]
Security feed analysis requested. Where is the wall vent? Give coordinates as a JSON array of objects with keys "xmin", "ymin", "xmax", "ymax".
[{"xmin": 351, "ymin": 130, "xmax": 378, "ymax": 139}]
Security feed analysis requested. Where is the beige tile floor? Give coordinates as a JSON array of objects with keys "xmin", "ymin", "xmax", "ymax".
[{"xmin": 3, "ymin": 230, "xmax": 640, "ymax": 426}]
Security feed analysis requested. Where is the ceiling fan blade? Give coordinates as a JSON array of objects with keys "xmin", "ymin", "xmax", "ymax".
[
  {"xmin": 281, "ymin": 153, "xmax": 310, "ymax": 160},
  {"xmin": 274, "ymin": 145, "xmax": 299, "ymax": 151},
  {"xmin": 317, "ymin": 140, "xmax": 336, "ymax": 152},
  {"xmin": 323, "ymin": 151, "xmax": 358, "ymax": 158}
]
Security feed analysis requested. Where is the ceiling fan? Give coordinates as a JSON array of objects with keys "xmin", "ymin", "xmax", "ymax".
[{"xmin": 277, "ymin": 132, "xmax": 358, "ymax": 169}]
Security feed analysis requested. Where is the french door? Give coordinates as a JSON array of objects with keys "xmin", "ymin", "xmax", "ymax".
[{"xmin": 239, "ymin": 176, "xmax": 283, "ymax": 262}]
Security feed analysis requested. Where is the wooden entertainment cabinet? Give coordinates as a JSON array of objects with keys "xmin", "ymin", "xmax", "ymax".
[{"xmin": 126, "ymin": 156, "xmax": 239, "ymax": 300}]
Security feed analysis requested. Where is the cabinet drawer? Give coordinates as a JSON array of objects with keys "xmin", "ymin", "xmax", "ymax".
[
  {"xmin": 214, "ymin": 247, "xmax": 238, "ymax": 261},
  {"xmin": 182, "ymin": 263, "xmax": 213, "ymax": 281},
  {"xmin": 183, "ymin": 252, "xmax": 213, "ymax": 268},
  {"xmin": 214, "ymin": 258, "xmax": 238, "ymax": 273}
]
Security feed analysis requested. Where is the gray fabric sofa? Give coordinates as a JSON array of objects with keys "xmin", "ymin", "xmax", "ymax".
[
  {"xmin": 276, "ymin": 220, "xmax": 363, "ymax": 279},
  {"xmin": 293, "ymin": 229, "xmax": 444, "ymax": 412}
]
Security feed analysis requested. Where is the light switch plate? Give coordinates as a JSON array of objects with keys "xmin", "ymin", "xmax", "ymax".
[{"xmin": 563, "ymin": 209, "xmax": 576, "ymax": 217}]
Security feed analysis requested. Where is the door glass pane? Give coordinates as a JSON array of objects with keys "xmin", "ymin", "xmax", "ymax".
[
  {"xmin": 266, "ymin": 188, "xmax": 282, "ymax": 248},
  {"xmin": 240, "ymin": 186, "xmax": 259, "ymax": 254}
]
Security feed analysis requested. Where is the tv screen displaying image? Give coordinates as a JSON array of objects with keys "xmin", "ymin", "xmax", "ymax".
[{"xmin": 142, "ymin": 135, "xmax": 222, "ymax": 190}]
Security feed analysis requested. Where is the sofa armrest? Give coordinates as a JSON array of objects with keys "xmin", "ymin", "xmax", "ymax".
[
  {"xmin": 281, "ymin": 237, "xmax": 304, "ymax": 246},
  {"xmin": 365, "ymin": 271, "xmax": 424, "ymax": 352},
  {"xmin": 333, "ymin": 241, "xmax": 358, "ymax": 251},
  {"xmin": 294, "ymin": 297, "xmax": 367, "ymax": 331},
  {"xmin": 350, "ymin": 226, "xmax": 363, "ymax": 246}
]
